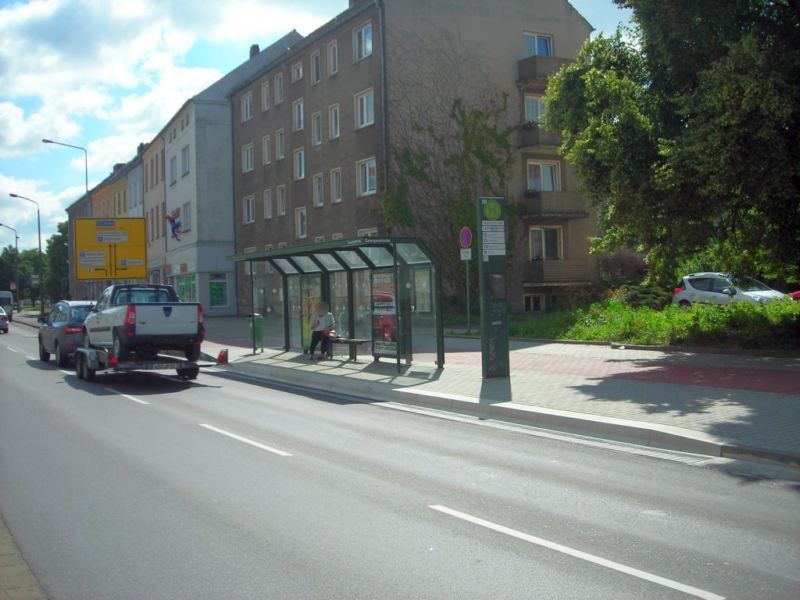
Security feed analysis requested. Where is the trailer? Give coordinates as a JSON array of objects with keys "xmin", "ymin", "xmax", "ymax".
[{"xmin": 74, "ymin": 346, "xmax": 206, "ymax": 382}]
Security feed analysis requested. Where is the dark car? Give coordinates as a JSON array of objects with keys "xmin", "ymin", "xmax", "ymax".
[{"xmin": 38, "ymin": 300, "xmax": 95, "ymax": 366}]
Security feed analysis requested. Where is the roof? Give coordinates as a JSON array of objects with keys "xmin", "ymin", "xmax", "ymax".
[{"xmin": 229, "ymin": 237, "xmax": 436, "ymax": 275}]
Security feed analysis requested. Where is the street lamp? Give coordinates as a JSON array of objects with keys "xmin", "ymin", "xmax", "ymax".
[
  {"xmin": 9, "ymin": 193, "xmax": 44, "ymax": 318},
  {"xmin": 0, "ymin": 223, "xmax": 20, "ymax": 311},
  {"xmin": 42, "ymin": 139, "xmax": 89, "ymax": 202}
]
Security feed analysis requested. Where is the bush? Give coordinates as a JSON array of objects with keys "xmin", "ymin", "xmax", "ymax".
[
  {"xmin": 597, "ymin": 249, "xmax": 647, "ymax": 287},
  {"xmin": 610, "ymin": 284, "xmax": 672, "ymax": 310}
]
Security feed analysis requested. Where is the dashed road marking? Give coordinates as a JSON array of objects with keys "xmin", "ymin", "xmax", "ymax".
[
  {"xmin": 103, "ymin": 387, "xmax": 149, "ymax": 405},
  {"xmin": 199, "ymin": 423, "xmax": 292, "ymax": 457}
]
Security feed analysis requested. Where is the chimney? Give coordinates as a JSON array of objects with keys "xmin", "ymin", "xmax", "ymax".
[
  {"xmin": 249, "ymin": 44, "xmax": 260, "ymax": 59},
  {"xmin": 137, "ymin": 143, "xmax": 146, "ymax": 156},
  {"xmin": 113, "ymin": 163, "xmax": 125, "ymax": 173}
]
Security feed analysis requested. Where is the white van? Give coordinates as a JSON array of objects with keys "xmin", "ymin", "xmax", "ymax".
[{"xmin": 0, "ymin": 291, "xmax": 14, "ymax": 321}]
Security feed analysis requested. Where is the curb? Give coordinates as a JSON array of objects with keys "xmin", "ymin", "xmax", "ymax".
[{"xmin": 220, "ymin": 358, "xmax": 800, "ymax": 469}]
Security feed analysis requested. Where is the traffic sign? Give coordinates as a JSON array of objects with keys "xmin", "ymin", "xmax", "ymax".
[
  {"xmin": 74, "ymin": 218, "xmax": 147, "ymax": 281},
  {"xmin": 460, "ymin": 248, "xmax": 472, "ymax": 261},
  {"xmin": 459, "ymin": 226, "xmax": 473, "ymax": 249}
]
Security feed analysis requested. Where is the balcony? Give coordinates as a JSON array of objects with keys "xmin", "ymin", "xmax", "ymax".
[
  {"xmin": 517, "ymin": 55, "xmax": 570, "ymax": 85},
  {"xmin": 517, "ymin": 126, "xmax": 561, "ymax": 149},
  {"xmin": 524, "ymin": 259, "xmax": 594, "ymax": 285},
  {"xmin": 518, "ymin": 191, "xmax": 589, "ymax": 220}
]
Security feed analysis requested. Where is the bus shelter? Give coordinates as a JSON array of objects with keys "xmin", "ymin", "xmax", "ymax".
[{"xmin": 229, "ymin": 237, "xmax": 445, "ymax": 370}]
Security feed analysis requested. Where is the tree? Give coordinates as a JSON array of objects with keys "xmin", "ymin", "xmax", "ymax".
[
  {"xmin": 46, "ymin": 222, "xmax": 69, "ymax": 301},
  {"xmin": 545, "ymin": 0, "xmax": 800, "ymax": 285},
  {"xmin": 0, "ymin": 245, "xmax": 18, "ymax": 292}
]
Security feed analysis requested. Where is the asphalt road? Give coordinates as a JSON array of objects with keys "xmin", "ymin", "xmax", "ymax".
[{"xmin": 1, "ymin": 324, "xmax": 798, "ymax": 600}]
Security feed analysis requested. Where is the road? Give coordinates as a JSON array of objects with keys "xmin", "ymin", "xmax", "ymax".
[{"xmin": 1, "ymin": 324, "xmax": 798, "ymax": 600}]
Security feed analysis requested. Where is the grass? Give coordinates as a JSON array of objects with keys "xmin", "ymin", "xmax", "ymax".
[{"xmin": 449, "ymin": 299, "xmax": 800, "ymax": 350}]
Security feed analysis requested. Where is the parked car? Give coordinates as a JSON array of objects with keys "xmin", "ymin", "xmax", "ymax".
[
  {"xmin": 791, "ymin": 291, "xmax": 800, "ymax": 301},
  {"xmin": 0, "ymin": 306, "xmax": 8, "ymax": 333},
  {"xmin": 38, "ymin": 300, "xmax": 95, "ymax": 366},
  {"xmin": 672, "ymin": 273, "xmax": 786, "ymax": 307}
]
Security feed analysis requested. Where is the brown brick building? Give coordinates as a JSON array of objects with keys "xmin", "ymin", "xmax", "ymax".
[{"xmin": 232, "ymin": 0, "xmax": 596, "ymax": 314}]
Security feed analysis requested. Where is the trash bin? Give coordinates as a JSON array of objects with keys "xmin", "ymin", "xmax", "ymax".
[{"xmin": 248, "ymin": 313, "xmax": 264, "ymax": 350}]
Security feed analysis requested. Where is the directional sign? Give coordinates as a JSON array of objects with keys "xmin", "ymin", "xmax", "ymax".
[
  {"xmin": 74, "ymin": 218, "xmax": 147, "ymax": 281},
  {"xmin": 459, "ymin": 226, "xmax": 473, "ymax": 249}
]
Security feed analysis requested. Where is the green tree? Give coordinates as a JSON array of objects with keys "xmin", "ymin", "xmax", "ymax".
[
  {"xmin": 545, "ymin": 0, "xmax": 800, "ymax": 285},
  {"xmin": 46, "ymin": 221, "xmax": 69, "ymax": 301}
]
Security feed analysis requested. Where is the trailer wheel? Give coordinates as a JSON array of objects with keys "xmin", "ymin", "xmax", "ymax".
[
  {"xmin": 81, "ymin": 354, "xmax": 96, "ymax": 381},
  {"xmin": 177, "ymin": 367, "xmax": 199, "ymax": 381},
  {"xmin": 76, "ymin": 354, "xmax": 85, "ymax": 380}
]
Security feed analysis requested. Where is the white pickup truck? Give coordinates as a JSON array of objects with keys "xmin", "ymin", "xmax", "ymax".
[{"xmin": 83, "ymin": 284, "xmax": 204, "ymax": 361}]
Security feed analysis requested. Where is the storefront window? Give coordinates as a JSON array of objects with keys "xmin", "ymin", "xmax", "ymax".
[
  {"xmin": 175, "ymin": 274, "xmax": 197, "ymax": 302},
  {"xmin": 209, "ymin": 274, "xmax": 228, "ymax": 307}
]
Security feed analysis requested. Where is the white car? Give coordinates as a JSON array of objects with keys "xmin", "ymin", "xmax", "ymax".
[{"xmin": 672, "ymin": 272, "xmax": 786, "ymax": 307}]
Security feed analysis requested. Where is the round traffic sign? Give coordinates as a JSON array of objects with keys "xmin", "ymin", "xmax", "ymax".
[{"xmin": 459, "ymin": 226, "xmax": 473, "ymax": 249}]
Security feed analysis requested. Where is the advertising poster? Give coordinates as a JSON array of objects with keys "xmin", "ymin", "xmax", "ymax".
[{"xmin": 372, "ymin": 271, "xmax": 397, "ymax": 358}]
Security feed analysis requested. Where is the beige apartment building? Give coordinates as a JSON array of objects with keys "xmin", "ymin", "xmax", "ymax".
[{"xmin": 232, "ymin": 0, "xmax": 596, "ymax": 313}]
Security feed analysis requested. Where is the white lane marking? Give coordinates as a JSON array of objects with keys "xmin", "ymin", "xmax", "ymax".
[
  {"xmin": 429, "ymin": 505, "xmax": 725, "ymax": 600},
  {"xmin": 27, "ymin": 356, "xmax": 37, "ymax": 361},
  {"xmin": 103, "ymin": 387, "xmax": 150, "ymax": 405},
  {"xmin": 6, "ymin": 346, "xmax": 19, "ymax": 353},
  {"xmin": 198, "ymin": 423, "xmax": 292, "ymax": 457},
  {"xmin": 59, "ymin": 370, "xmax": 72, "ymax": 375}
]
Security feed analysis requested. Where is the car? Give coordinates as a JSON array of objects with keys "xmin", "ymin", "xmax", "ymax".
[
  {"xmin": 791, "ymin": 291, "xmax": 800, "ymax": 301},
  {"xmin": 0, "ymin": 306, "xmax": 8, "ymax": 333},
  {"xmin": 672, "ymin": 272, "xmax": 786, "ymax": 307},
  {"xmin": 38, "ymin": 300, "xmax": 95, "ymax": 366}
]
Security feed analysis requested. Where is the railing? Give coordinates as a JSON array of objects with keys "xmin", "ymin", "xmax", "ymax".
[
  {"xmin": 524, "ymin": 259, "xmax": 594, "ymax": 283},
  {"xmin": 518, "ymin": 127, "xmax": 562, "ymax": 148},
  {"xmin": 519, "ymin": 191, "xmax": 589, "ymax": 218},
  {"xmin": 518, "ymin": 55, "xmax": 570, "ymax": 82}
]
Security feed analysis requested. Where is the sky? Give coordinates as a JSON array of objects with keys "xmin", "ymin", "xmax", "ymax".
[{"xmin": 0, "ymin": 0, "xmax": 631, "ymax": 252}]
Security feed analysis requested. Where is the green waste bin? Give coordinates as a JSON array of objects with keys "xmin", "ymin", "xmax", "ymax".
[{"xmin": 248, "ymin": 313, "xmax": 264, "ymax": 350}]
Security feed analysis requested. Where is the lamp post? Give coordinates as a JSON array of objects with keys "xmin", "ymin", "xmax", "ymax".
[
  {"xmin": 42, "ymin": 139, "xmax": 89, "ymax": 202},
  {"xmin": 0, "ymin": 223, "xmax": 20, "ymax": 311},
  {"xmin": 9, "ymin": 194, "xmax": 44, "ymax": 318}
]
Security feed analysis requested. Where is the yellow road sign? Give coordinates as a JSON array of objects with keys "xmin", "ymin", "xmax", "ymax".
[{"xmin": 74, "ymin": 218, "xmax": 147, "ymax": 281}]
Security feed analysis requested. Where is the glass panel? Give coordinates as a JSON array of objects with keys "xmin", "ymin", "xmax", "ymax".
[
  {"xmin": 396, "ymin": 243, "xmax": 431, "ymax": 265},
  {"xmin": 537, "ymin": 36, "xmax": 552, "ymax": 57},
  {"xmin": 353, "ymin": 270, "xmax": 372, "ymax": 341},
  {"xmin": 331, "ymin": 271, "xmax": 350, "ymax": 336},
  {"xmin": 313, "ymin": 253, "xmax": 344, "ymax": 271},
  {"xmin": 545, "ymin": 229, "xmax": 560, "ymax": 259},
  {"xmin": 359, "ymin": 246, "xmax": 394, "ymax": 268},
  {"xmin": 530, "ymin": 229, "xmax": 543, "ymax": 260},
  {"xmin": 292, "ymin": 255, "xmax": 320, "ymax": 273},
  {"xmin": 410, "ymin": 265, "xmax": 437, "ymax": 357},
  {"xmin": 273, "ymin": 258, "xmax": 298, "ymax": 274},
  {"xmin": 288, "ymin": 276, "xmax": 302, "ymax": 350},
  {"xmin": 523, "ymin": 34, "xmax": 536, "ymax": 58},
  {"xmin": 335, "ymin": 250, "xmax": 368, "ymax": 269}
]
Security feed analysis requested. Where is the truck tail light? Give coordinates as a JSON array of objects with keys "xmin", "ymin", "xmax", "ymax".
[
  {"xmin": 125, "ymin": 304, "xmax": 136, "ymax": 337},
  {"xmin": 197, "ymin": 304, "xmax": 204, "ymax": 324}
]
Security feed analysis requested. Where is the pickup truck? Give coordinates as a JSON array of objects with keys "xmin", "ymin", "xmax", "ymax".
[{"xmin": 83, "ymin": 284, "xmax": 204, "ymax": 361}]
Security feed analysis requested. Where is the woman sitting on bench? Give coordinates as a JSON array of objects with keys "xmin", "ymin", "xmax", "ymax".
[{"xmin": 308, "ymin": 301, "xmax": 335, "ymax": 360}]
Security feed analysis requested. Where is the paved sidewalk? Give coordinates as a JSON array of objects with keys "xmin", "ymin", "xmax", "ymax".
[{"xmin": 202, "ymin": 317, "xmax": 800, "ymax": 464}]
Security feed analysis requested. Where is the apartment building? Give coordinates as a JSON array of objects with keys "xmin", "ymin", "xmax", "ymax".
[
  {"xmin": 143, "ymin": 135, "xmax": 167, "ymax": 283},
  {"xmin": 231, "ymin": 0, "xmax": 596, "ymax": 313},
  {"xmin": 153, "ymin": 30, "xmax": 302, "ymax": 316},
  {"xmin": 65, "ymin": 193, "xmax": 92, "ymax": 300}
]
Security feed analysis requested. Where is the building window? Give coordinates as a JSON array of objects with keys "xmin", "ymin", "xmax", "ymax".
[
  {"xmin": 181, "ymin": 145, "xmax": 190, "ymax": 176},
  {"xmin": 261, "ymin": 81, "xmax": 270, "ymax": 111},
  {"xmin": 262, "ymin": 135, "xmax": 271, "ymax": 165},
  {"xmin": 523, "ymin": 32, "xmax": 553, "ymax": 58},
  {"xmin": 277, "ymin": 185, "xmax": 287, "ymax": 216},
  {"xmin": 264, "ymin": 244, "xmax": 274, "ymax": 274},
  {"xmin": 243, "ymin": 247, "xmax": 256, "ymax": 275},
  {"xmin": 276, "ymin": 129, "xmax": 285, "ymax": 160},
  {"xmin": 355, "ymin": 88, "xmax": 374, "ymax": 128},
  {"xmin": 312, "ymin": 112, "xmax": 322, "ymax": 146},
  {"xmin": 182, "ymin": 202, "xmax": 191, "ymax": 232},
  {"xmin": 328, "ymin": 40, "xmax": 338, "ymax": 75},
  {"xmin": 356, "ymin": 157, "xmax": 377, "ymax": 196},
  {"xmin": 313, "ymin": 173, "xmax": 324, "ymax": 207},
  {"xmin": 264, "ymin": 189, "xmax": 273, "ymax": 219},
  {"xmin": 243, "ymin": 195, "xmax": 255, "ymax": 224},
  {"xmin": 241, "ymin": 92, "xmax": 253, "ymax": 121},
  {"xmin": 291, "ymin": 61, "xmax": 303, "ymax": 82},
  {"xmin": 169, "ymin": 155, "xmax": 177, "ymax": 184},
  {"xmin": 314, "ymin": 235, "xmax": 326, "ymax": 243},
  {"xmin": 209, "ymin": 273, "xmax": 228, "ymax": 307},
  {"xmin": 524, "ymin": 95, "xmax": 546, "ymax": 124},
  {"xmin": 294, "ymin": 147, "xmax": 305, "ymax": 180},
  {"xmin": 529, "ymin": 227, "xmax": 562, "ymax": 260},
  {"xmin": 357, "ymin": 227, "xmax": 378, "ymax": 237},
  {"xmin": 278, "ymin": 242, "xmax": 288, "ymax": 249},
  {"xmin": 295, "ymin": 207, "xmax": 307, "ymax": 239},
  {"xmin": 331, "ymin": 232, "xmax": 343, "ymax": 240},
  {"xmin": 526, "ymin": 160, "xmax": 560, "ymax": 192},
  {"xmin": 311, "ymin": 51, "xmax": 321, "ymax": 84},
  {"xmin": 293, "ymin": 98, "xmax": 304, "ymax": 131},
  {"xmin": 274, "ymin": 73, "xmax": 284, "ymax": 104},
  {"xmin": 330, "ymin": 168, "xmax": 342, "ymax": 203},
  {"xmin": 524, "ymin": 294, "xmax": 545, "ymax": 313},
  {"xmin": 242, "ymin": 143, "xmax": 254, "ymax": 172},
  {"xmin": 354, "ymin": 22, "xmax": 373, "ymax": 61},
  {"xmin": 328, "ymin": 104, "xmax": 340, "ymax": 139}
]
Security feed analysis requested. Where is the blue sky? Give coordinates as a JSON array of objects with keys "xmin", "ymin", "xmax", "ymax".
[{"xmin": 0, "ymin": 0, "xmax": 631, "ymax": 251}]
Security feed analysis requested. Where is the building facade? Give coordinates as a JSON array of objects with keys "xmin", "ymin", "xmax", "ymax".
[
  {"xmin": 143, "ymin": 135, "xmax": 167, "ymax": 283},
  {"xmin": 232, "ymin": 0, "xmax": 597, "ymax": 313}
]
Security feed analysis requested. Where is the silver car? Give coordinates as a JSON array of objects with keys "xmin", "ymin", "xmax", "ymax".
[
  {"xmin": 0, "ymin": 306, "xmax": 8, "ymax": 333},
  {"xmin": 672, "ymin": 272, "xmax": 786, "ymax": 307}
]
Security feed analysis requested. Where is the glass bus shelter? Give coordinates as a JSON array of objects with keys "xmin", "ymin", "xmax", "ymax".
[{"xmin": 229, "ymin": 237, "xmax": 445, "ymax": 370}]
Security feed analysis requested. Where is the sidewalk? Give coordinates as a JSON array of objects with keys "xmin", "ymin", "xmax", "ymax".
[{"xmin": 202, "ymin": 317, "xmax": 800, "ymax": 466}]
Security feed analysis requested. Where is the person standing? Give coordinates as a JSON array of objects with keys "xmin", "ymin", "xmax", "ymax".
[{"xmin": 308, "ymin": 301, "xmax": 335, "ymax": 359}]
